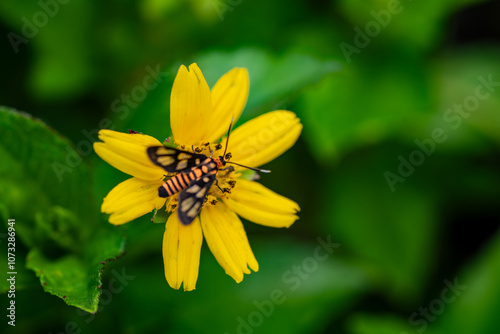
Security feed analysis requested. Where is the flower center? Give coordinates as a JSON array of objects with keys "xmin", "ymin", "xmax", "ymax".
[{"xmin": 163, "ymin": 140, "xmax": 239, "ymax": 212}]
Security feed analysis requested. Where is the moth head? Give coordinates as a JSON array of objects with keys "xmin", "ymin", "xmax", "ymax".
[{"xmin": 215, "ymin": 156, "xmax": 226, "ymax": 168}]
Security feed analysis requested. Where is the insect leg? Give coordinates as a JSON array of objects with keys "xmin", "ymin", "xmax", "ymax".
[
  {"xmin": 219, "ymin": 166, "xmax": 235, "ymax": 172},
  {"xmin": 215, "ymin": 179, "xmax": 230, "ymax": 194},
  {"xmin": 214, "ymin": 178, "xmax": 226, "ymax": 193}
]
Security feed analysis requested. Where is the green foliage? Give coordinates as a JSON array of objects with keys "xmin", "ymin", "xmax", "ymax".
[
  {"xmin": 0, "ymin": 2, "xmax": 96, "ymax": 99},
  {"xmin": 433, "ymin": 233, "xmax": 500, "ymax": 334},
  {"xmin": 1, "ymin": 0, "xmax": 500, "ymax": 333},
  {"xmin": 25, "ymin": 226, "xmax": 124, "ymax": 313},
  {"xmin": 0, "ymin": 108, "xmax": 124, "ymax": 313},
  {"xmin": 0, "ymin": 203, "xmax": 38, "ymax": 294},
  {"xmin": 298, "ymin": 51, "xmax": 431, "ymax": 164},
  {"xmin": 337, "ymin": 0, "xmax": 486, "ymax": 51},
  {"xmin": 325, "ymin": 147, "xmax": 439, "ymax": 303},
  {"xmin": 432, "ymin": 48, "xmax": 500, "ymax": 148},
  {"xmin": 109, "ymin": 238, "xmax": 367, "ymax": 334}
]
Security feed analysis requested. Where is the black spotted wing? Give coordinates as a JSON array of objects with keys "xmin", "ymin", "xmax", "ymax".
[
  {"xmin": 177, "ymin": 173, "xmax": 215, "ymax": 225},
  {"xmin": 147, "ymin": 146, "xmax": 207, "ymax": 173}
]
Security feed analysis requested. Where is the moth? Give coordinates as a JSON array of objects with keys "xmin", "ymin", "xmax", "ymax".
[{"xmin": 147, "ymin": 118, "xmax": 269, "ymax": 225}]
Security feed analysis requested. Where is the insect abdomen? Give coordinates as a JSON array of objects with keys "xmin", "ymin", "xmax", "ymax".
[{"xmin": 158, "ymin": 160, "xmax": 211, "ymax": 198}]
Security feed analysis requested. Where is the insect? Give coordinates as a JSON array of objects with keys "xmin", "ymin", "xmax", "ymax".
[{"xmin": 147, "ymin": 117, "xmax": 269, "ymax": 225}]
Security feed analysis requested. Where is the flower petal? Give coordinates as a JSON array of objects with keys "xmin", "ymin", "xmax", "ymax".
[
  {"xmin": 170, "ymin": 63, "xmax": 212, "ymax": 146},
  {"xmin": 203, "ymin": 68, "xmax": 249, "ymax": 143},
  {"xmin": 163, "ymin": 211, "xmax": 203, "ymax": 291},
  {"xmin": 94, "ymin": 130, "xmax": 164, "ymax": 180},
  {"xmin": 223, "ymin": 110, "xmax": 302, "ymax": 169},
  {"xmin": 225, "ymin": 179, "xmax": 299, "ymax": 228},
  {"xmin": 200, "ymin": 202, "xmax": 258, "ymax": 283},
  {"xmin": 101, "ymin": 177, "xmax": 165, "ymax": 225}
]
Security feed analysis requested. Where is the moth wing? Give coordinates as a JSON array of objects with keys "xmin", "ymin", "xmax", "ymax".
[
  {"xmin": 147, "ymin": 146, "xmax": 206, "ymax": 173},
  {"xmin": 177, "ymin": 173, "xmax": 215, "ymax": 225}
]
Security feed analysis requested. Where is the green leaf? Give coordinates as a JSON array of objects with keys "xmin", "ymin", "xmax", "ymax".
[
  {"xmin": 0, "ymin": 108, "xmax": 91, "ymax": 210},
  {"xmin": 0, "ymin": 107, "xmax": 125, "ymax": 312},
  {"xmin": 34, "ymin": 206, "xmax": 90, "ymax": 254},
  {"xmin": 0, "ymin": 107, "xmax": 96, "ymax": 245},
  {"xmin": 0, "ymin": 203, "xmax": 38, "ymax": 294},
  {"xmin": 25, "ymin": 226, "xmax": 124, "ymax": 313}
]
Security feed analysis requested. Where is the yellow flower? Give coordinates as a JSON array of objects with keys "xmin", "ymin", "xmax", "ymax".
[{"xmin": 94, "ymin": 63, "xmax": 302, "ymax": 290}]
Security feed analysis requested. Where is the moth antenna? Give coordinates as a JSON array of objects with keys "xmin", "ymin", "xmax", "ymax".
[
  {"xmin": 222, "ymin": 115, "xmax": 235, "ymax": 157},
  {"xmin": 226, "ymin": 161, "xmax": 271, "ymax": 173},
  {"xmin": 221, "ymin": 116, "xmax": 269, "ymax": 173}
]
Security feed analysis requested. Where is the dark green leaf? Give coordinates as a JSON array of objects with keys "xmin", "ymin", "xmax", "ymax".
[
  {"xmin": 26, "ymin": 225, "xmax": 124, "ymax": 313},
  {"xmin": 0, "ymin": 203, "xmax": 38, "ymax": 294},
  {"xmin": 0, "ymin": 107, "xmax": 95, "ymax": 224}
]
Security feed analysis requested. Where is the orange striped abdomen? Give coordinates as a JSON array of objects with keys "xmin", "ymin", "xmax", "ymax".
[{"xmin": 158, "ymin": 159, "xmax": 215, "ymax": 198}]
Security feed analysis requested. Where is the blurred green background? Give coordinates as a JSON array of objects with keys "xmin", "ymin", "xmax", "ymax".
[{"xmin": 1, "ymin": 0, "xmax": 500, "ymax": 333}]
